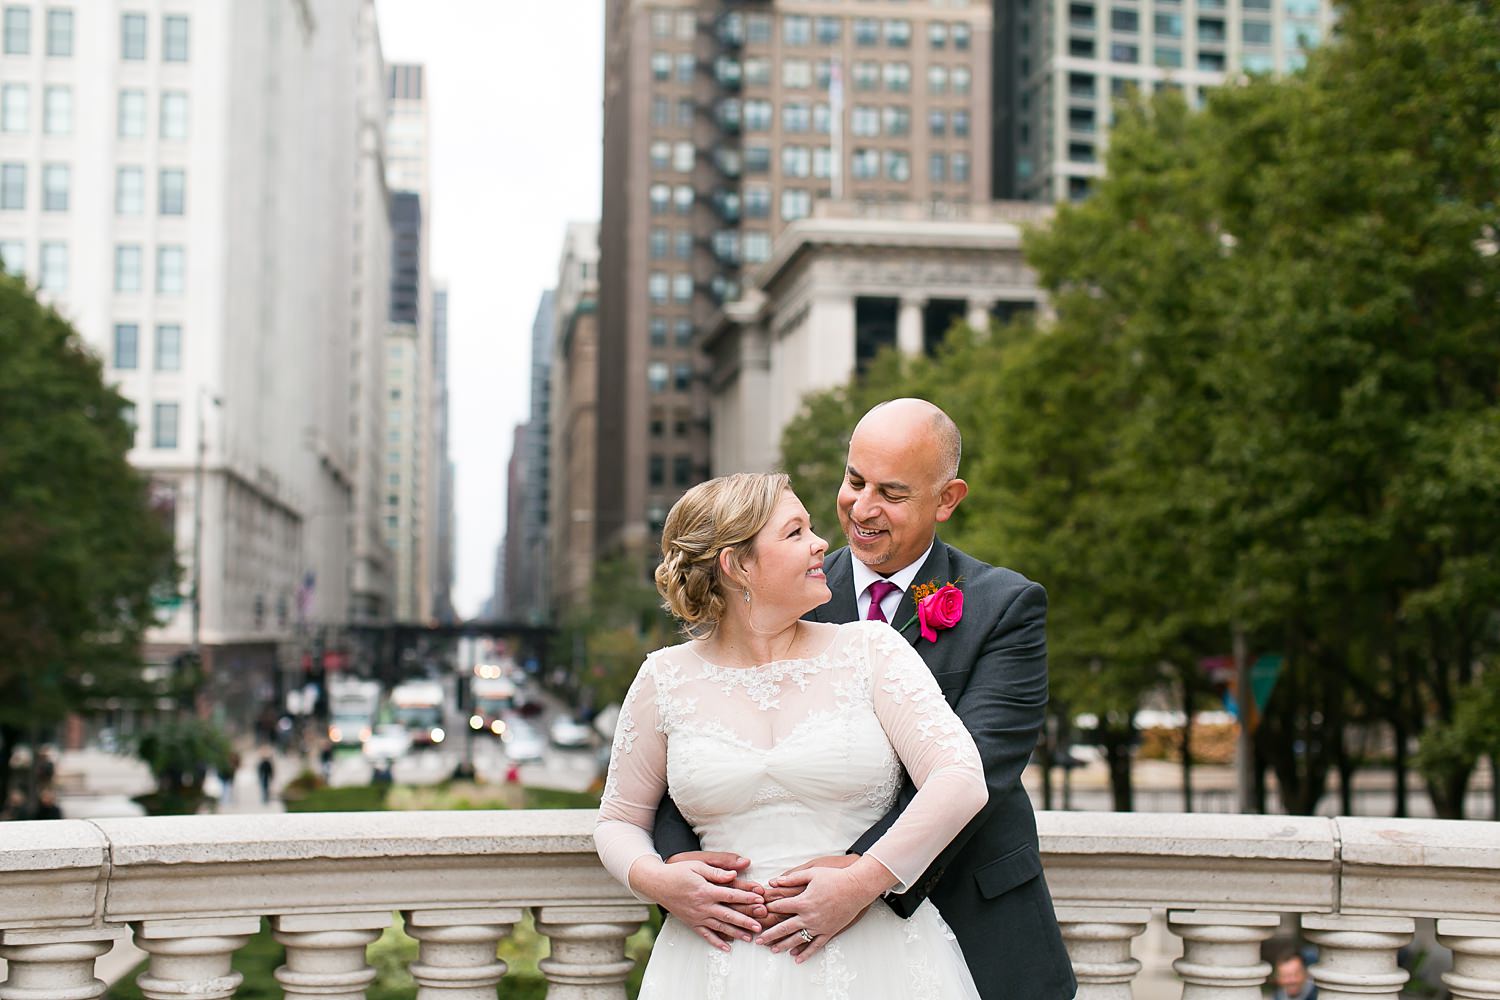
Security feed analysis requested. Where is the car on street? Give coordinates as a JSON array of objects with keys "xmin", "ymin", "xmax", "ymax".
[
  {"xmin": 549, "ymin": 715, "xmax": 595, "ymax": 750},
  {"xmin": 501, "ymin": 719, "xmax": 546, "ymax": 763},
  {"xmin": 361, "ymin": 723, "xmax": 412, "ymax": 763}
]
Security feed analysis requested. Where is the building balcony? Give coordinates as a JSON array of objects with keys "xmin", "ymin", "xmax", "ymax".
[{"xmin": 6, "ymin": 811, "xmax": 1500, "ymax": 999}]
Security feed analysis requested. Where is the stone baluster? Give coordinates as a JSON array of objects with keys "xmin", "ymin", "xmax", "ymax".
[
  {"xmin": 1299, "ymin": 914, "xmax": 1412, "ymax": 1000},
  {"xmin": 0, "ymin": 928, "xmax": 125, "ymax": 1000},
  {"xmin": 1055, "ymin": 906, "xmax": 1150, "ymax": 1000},
  {"xmin": 400, "ymin": 908, "xmax": 521, "ymax": 1000},
  {"xmin": 1167, "ymin": 910, "xmax": 1278, "ymax": 1000},
  {"xmin": 271, "ymin": 912, "xmax": 390, "ymax": 1000},
  {"xmin": 1437, "ymin": 919, "xmax": 1500, "ymax": 1000},
  {"xmin": 533, "ymin": 905, "xmax": 650, "ymax": 1000},
  {"xmin": 132, "ymin": 917, "xmax": 260, "ymax": 1000}
]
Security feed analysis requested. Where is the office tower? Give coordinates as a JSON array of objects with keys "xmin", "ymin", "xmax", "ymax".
[
  {"xmin": 999, "ymin": 0, "xmax": 1336, "ymax": 202},
  {"xmin": 431, "ymin": 283, "xmax": 456, "ymax": 623},
  {"xmin": 599, "ymin": 1, "xmax": 994, "ymax": 557},
  {"xmin": 0, "ymin": 1, "xmax": 393, "ymax": 710},
  {"xmin": 502, "ymin": 291, "xmax": 556, "ymax": 623}
]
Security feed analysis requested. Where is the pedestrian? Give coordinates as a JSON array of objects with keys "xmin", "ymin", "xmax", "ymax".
[
  {"xmin": 33, "ymin": 787, "xmax": 62, "ymax": 820},
  {"xmin": 257, "ymin": 751, "xmax": 275, "ymax": 804},
  {"xmin": 320, "ymin": 741, "xmax": 334, "ymax": 781},
  {"xmin": 1270, "ymin": 948, "xmax": 1318, "ymax": 1000},
  {"xmin": 218, "ymin": 752, "xmax": 239, "ymax": 806}
]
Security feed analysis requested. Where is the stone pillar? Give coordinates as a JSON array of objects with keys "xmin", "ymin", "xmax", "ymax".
[
  {"xmin": 1299, "ymin": 914, "xmax": 1412, "ymax": 1000},
  {"xmin": 533, "ymin": 905, "xmax": 650, "ymax": 1000},
  {"xmin": 1055, "ymin": 906, "xmax": 1149, "ymax": 1000},
  {"xmin": 1167, "ymin": 910, "xmax": 1278, "ymax": 1000},
  {"xmin": 271, "ymin": 912, "xmax": 390, "ymax": 1000},
  {"xmin": 401, "ymin": 908, "xmax": 521, "ymax": 1000},
  {"xmin": 896, "ymin": 295, "xmax": 925, "ymax": 357},
  {"xmin": 0, "ymin": 928, "xmax": 125, "ymax": 1000},
  {"xmin": 132, "ymin": 917, "xmax": 259, "ymax": 1000},
  {"xmin": 1437, "ymin": 919, "xmax": 1500, "ymax": 1000},
  {"xmin": 966, "ymin": 297, "xmax": 995, "ymax": 333}
]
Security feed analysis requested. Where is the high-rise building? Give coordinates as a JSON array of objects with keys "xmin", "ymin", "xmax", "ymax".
[
  {"xmin": 383, "ymin": 62, "xmax": 438, "ymax": 622},
  {"xmin": 431, "ymin": 283, "xmax": 456, "ymax": 623},
  {"xmin": 502, "ymin": 291, "xmax": 555, "ymax": 623},
  {"xmin": 547, "ymin": 222, "xmax": 601, "ymax": 615},
  {"xmin": 998, "ymin": 0, "xmax": 1336, "ymax": 202},
  {"xmin": 0, "ymin": 1, "xmax": 394, "ymax": 710},
  {"xmin": 598, "ymin": 1, "xmax": 994, "ymax": 557}
]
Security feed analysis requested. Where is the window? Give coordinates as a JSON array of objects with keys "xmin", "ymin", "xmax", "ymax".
[
  {"xmin": 743, "ymin": 56, "xmax": 770, "ymax": 86},
  {"xmin": 649, "ymin": 183, "xmax": 670, "ymax": 213},
  {"xmin": 882, "ymin": 106, "xmax": 909, "ymax": 136},
  {"xmin": 160, "ymin": 91, "xmax": 188, "ymax": 139},
  {"xmin": 1198, "ymin": 51, "xmax": 1225, "ymax": 72},
  {"xmin": 1111, "ymin": 8, "xmax": 1139, "ymax": 32},
  {"xmin": 815, "ymin": 59, "xmax": 834, "ymax": 90},
  {"xmin": 744, "ymin": 184, "xmax": 770, "ymax": 218},
  {"xmin": 1243, "ymin": 20, "xmax": 1272, "ymax": 45},
  {"xmin": 815, "ymin": 16, "xmax": 840, "ymax": 45},
  {"xmin": 650, "ymin": 140, "xmax": 670, "ymax": 170},
  {"xmin": 647, "ymin": 363, "xmax": 669, "ymax": 394},
  {"xmin": 744, "ymin": 99, "xmax": 772, "ymax": 131},
  {"xmin": 953, "ymin": 109, "xmax": 970, "ymax": 136},
  {"xmin": 781, "ymin": 189, "xmax": 810, "ymax": 221},
  {"xmin": 883, "ymin": 150, "xmax": 910, "ymax": 181},
  {"xmin": 746, "ymin": 13, "xmax": 771, "ymax": 44},
  {"xmin": 155, "ymin": 324, "xmax": 182, "ymax": 371},
  {"xmin": 153, "ymin": 402, "xmax": 179, "ymax": 449},
  {"xmin": 43, "ymin": 85, "xmax": 69, "ymax": 134},
  {"xmin": 4, "ymin": 5, "xmax": 29, "ymax": 54},
  {"xmin": 0, "ymin": 163, "xmax": 24, "ymax": 210},
  {"xmin": 159, "ymin": 168, "xmax": 185, "ymax": 215},
  {"xmin": 952, "ymin": 66, "xmax": 971, "ymax": 95},
  {"xmin": 38, "ymin": 242, "xmax": 65, "ymax": 291},
  {"xmin": 649, "ymin": 318, "xmax": 667, "ymax": 347},
  {"xmin": 672, "ymin": 141, "xmax": 693, "ymax": 172},
  {"xmin": 674, "ymin": 229, "xmax": 693, "ymax": 259},
  {"xmin": 676, "ymin": 98, "xmax": 694, "ymax": 127},
  {"xmin": 783, "ymin": 59, "xmax": 811, "ymax": 89},
  {"xmin": 854, "ymin": 18, "xmax": 878, "ymax": 46},
  {"xmin": 672, "ymin": 364, "xmax": 693, "ymax": 392},
  {"xmin": 928, "ymin": 65, "xmax": 948, "ymax": 94},
  {"xmin": 1155, "ymin": 46, "xmax": 1182, "ymax": 68},
  {"xmin": 649, "ymin": 228, "xmax": 668, "ymax": 259},
  {"xmin": 41, "ymin": 163, "xmax": 67, "ymax": 211},
  {"xmin": 120, "ymin": 12, "xmax": 146, "ymax": 60},
  {"xmin": 812, "ymin": 145, "xmax": 833, "ymax": 179},
  {"xmin": 929, "ymin": 22, "xmax": 947, "ymax": 48},
  {"xmin": 676, "ymin": 53, "xmax": 695, "ymax": 83},
  {"xmin": 115, "ymin": 245, "xmax": 143, "ymax": 292},
  {"xmin": 743, "ymin": 231, "xmax": 771, "ymax": 263},
  {"xmin": 853, "ymin": 61, "xmax": 879, "ymax": 91},
  {"xmin": 116, "ymin": 167, "xmax": 144, "ymax": 214},
  {"xmin": 162, "ymin": 14, "xmax": 188, "ymax": 60},
  {"xmin": 676, "ymin": 11, "xmax": 695, "ymax": 40},
  {"xmin": 1111, "ymin": 42, "xmax": 1140, "ymax": 63},
  {"xmin": 852, "ymin": 105, "xmax": 879, "ymax": 136},
  {"xmin": 852, "ymin": 148, "xmax": 879, "ymax": 179},
  {"xmin": 113, "ymin": 324, "xmax": 139, "ymax": 369},
  {"xmin": 2, "ymin": 84, "xmax": 28, "ymax": 132},
  {"xmin": 744, "ymin": 145, "xmax": 770, "ymax": 173},
  {"xmin": 1243, "ymin": 51, "xmax": 1275, "ymax": 73},
  {"xmin": 0, "ymin": 239, "xmax": 22, "ymax": 276},
  {"xmin": 930, "ymin": 153, "xmax": 947, "ymax": 182},
  {"xmin": 953, "ymin": 153, "xmax": 970, "ymax": 183},
  {"xmin": 1154, "ymin": 13, "xmax": 1182, "ymax": 37},
  {"xmin": 671, "ymin": 273, "xmax": 693, "ymax": 303},
  {"xmin": 673, "ymin": 455, "xmax": 694, "ymax": 487},
  {"xmin": 1199, "ymin": 18, "xmax": 1226, "ymax": 43},
  {"xmin": 952, "ymin": 23, "xmax": 971, "ymax": 50},
  {"xmin": 648, "ymin": 454, "xmax": 665, "ymax": 487},
  {"xmin": 46, "ymin": 8, "xmax": 71, "ymax": 56},
  {"xmin": 782, "ymin": 145, "xmax": 811, "ymax": 178},
  {"xmin": 884, "ymin": 19, "xmax": 910, "ymax": 47},
  {"xmin": 648, "ymin": 271, "xmax": 669, "ymax": 304},
  {"xmin": 651, "ymin": 11, "xmax": 672, "ymax": 37},
  {"xmin": 674, "ymin": 319, "xmax": 694, "ymax": 346},
  {"xmin": 812, "ymin": 102, "xmax": 831, "ymax": 134},
  {"xmin": 649, "ymin": 52, "xmax": 671, "ymax": 82},
  {"xmin": 118, "ymin": 89, "xmax": 146, "ymax": 137},
  {"xmin": 156, "ymin": 245, "xmax": 185, "ymax": 294},
  {"xmin": 782, "ymin": 101, "xmax": 810, "ymax": 132},
  {"xmin": 650, "ymin": 96, "xmax": 669, "ymax": 126},
  {"xmin": 783, "ymin": 14, "xmax": 809, "ymax": 46},
  {"xmin": 929, "ymin": 110, "xmax": 946, "ymax": 135},
  {"xmin": 883, "ymin": 62, "xmax": 911, "ymax": 92},
  {"xmin": 672, "ymin": 184, "xmax": 693, "ymax": 214}
]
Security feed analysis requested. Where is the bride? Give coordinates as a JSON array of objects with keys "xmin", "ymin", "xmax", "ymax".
[{"xmin": 595, "ymin": 472, "xmax": 987, "ymax": 998}]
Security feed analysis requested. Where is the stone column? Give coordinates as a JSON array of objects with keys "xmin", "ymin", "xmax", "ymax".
[
  {"xmin": 965, "ymin": 297, "xmax": 995, "ymax": 333},
  {"xmin": 1299, "ymin": 914, "xmax": 1412, "ymax": 1000},
  {"xmin": 1437, "ymin": 919, "xmax": 1500, "ymax": 1000},
  {"xmin": 271, "ymin": 912, "xmax": 390, "ymax": 1000},
  {"xmin": 896, "ymin": 295, "xmax": 925, "ymax": 357},
  {"xmin": 0, "ymin": 928, "xmax": 125, "ymax": 1000},
  {"xmin": 533, "ymin": 904, "xmax": 650, "ymax": 1000},
  {"xmin": 401, "ymin": 908, "xmax": 521, "ymax": 1000},
  {"xmin": 132, "ymin": 917, "xmax": 259, "ymax": 1000},
  {"xmin": 1168, "ymin": 910, "xmax": 1278, "ymax": 1000},
  {"xmin": 1055, "ymin": 906, "xmax": 1149, "ymax": 1000}
]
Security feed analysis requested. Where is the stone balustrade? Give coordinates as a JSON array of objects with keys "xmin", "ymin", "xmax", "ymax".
[{"xmin": 2, "ymin": 810, "xmax": 1498, "ymax": 999}]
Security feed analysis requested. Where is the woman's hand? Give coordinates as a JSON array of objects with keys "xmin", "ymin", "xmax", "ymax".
[
  {"xmin": 754, "ymin": 856, "xmax": 897, "ymax": 963},
  {"xmin": 628, "ymin": 855, "xmax": 768, "ymax": 952}
]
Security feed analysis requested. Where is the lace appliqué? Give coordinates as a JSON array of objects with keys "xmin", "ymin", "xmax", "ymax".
[
  {"xmin": 869, "ymin": 627, "xmax": 981, "ymax": 769},
  {"xmin": 698, "ymin": 654, "xmax": 831, "ymax": 711},
  {"xmin": 811, "ymin": 940, "xmax": 856, "ymax": 999}
]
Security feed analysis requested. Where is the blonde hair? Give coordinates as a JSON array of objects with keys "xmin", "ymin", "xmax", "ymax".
[{"xmin": 654, "ymin": 472, "xmax": 792, "ymax": 638}]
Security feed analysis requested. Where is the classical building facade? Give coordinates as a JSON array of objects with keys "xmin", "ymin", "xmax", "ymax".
[{"xmin": 707, "ymin": 200, "xmax": 1052, "ymax": 475}]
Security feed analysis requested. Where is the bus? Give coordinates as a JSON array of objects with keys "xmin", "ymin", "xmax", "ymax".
[
  {"xmin": 327, "ymin": 677, "xmax": 381, "ymax": 748},
  {"xmin": 469, "ymin": 674, "xmax": 517, "ymax": 736},
  {"xmin": 390, "ymin": 679, "xmax": 447, "ymax": 747}
]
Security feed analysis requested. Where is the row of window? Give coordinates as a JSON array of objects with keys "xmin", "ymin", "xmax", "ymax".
[
  {"xmin": 0, "ymin": 84, "xmax": 189, "ymax": 139},
  {"xmin": 648, "ymin": 316, "xmax": 697, "ymax": 347},
  {"xmin": 648, "ymin": 410, "xmax": 698, "ymax": 440},
  {"xmin": 647, "ymin": 271, "xmax": 695, "ymax": 305},
  {"xmin": 0, "ymin": 162, "xmax": 186, "ymax": 215},
  {"xmin": 717, "ymin": 12, "xmax": 972, "ymax": 51},
  {"xmin": 2, "ymin": 7, "xmax": 189, "ymax": 61},
  {"xmin": 0, "ymin": 237, "xmax": 64, "ymax": 289},
  {"xmin": 647, "ymin": 453, "xmax": 699, "ymax": 490},
  {"xmin": 646, "ymin": 362, "xmax": 696, "ymax": 395},
  {"xmin": 111, "ymin": 244, "xmax": 187, "ymax": 294},
  {"xmin": 123, "ymin": 400, "xmax": 180, "ymax": 449},
  {"xmin": 112, "ymin": 321, "xmax": 182, "ymax": 371},
  {"xmin": 658, "ymin": 54, "xmax": 972, "ymax": 97}
]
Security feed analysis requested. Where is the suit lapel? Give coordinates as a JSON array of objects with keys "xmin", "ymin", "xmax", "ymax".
[
  {"xmin": 894, "ymin": 542, "xmax": 952, "ymax": 651},
  {"xmin": 818, "ymin": 547, "xmax": 859, "ymax": 624}
]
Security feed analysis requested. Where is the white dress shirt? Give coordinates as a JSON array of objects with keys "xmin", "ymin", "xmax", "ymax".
[{"xmin": 851, "ymin": 540, "xmax": 935, "ymax": 624}]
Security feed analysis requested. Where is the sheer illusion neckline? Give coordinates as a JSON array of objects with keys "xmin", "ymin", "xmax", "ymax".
[{"xmin": 681, "ymin": 623, "xmax": 843, "ymax": 673}]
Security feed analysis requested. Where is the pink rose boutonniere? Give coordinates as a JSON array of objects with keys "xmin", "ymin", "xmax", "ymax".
[{"xmin": 901, "ymin": 581, "xmax": 964, "ymax": 642}]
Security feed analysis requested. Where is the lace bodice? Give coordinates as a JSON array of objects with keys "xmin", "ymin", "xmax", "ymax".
[{"xmin": 595, "ymin": 620, "xmax": 986, "ymax": 895}]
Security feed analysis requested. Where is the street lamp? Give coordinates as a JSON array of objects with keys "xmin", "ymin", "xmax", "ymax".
[{"xmin": 190, "ymin": 387, "xmax": 222, "ymax": 671}]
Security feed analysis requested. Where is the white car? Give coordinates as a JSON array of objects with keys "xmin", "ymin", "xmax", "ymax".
[
  {"xmin": 502, "ymin": 720, "xmax": 546, "ymax": 763},
  {"xmin": 549, "ymin": 715, "xmax": 595, "ymax": 750},
  {"xmin": 361, "ymin": 723, "xmax": 412, "ymax": 763}
]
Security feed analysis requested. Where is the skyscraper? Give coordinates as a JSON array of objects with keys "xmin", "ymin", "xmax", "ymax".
[{"xmin": 598, "ymin": 1, "xmax": 994, "ymax": 559}]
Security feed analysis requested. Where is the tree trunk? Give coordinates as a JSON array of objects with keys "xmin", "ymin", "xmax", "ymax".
[
  {"xmin": 1427, "ymin": 766, "xmax": 1472, "ymax": 820},
  {"xmin": 0, "ymin": 724, "xmax": 14, "ymax": 812},
  {"xmin": 1393, "ymin": 717, "xmax": 1409, "ymax": 818},
  {"xmin": 1490, "ymin": 753, "xmax": 1499, "ymax": 822},
  {"xmin": 1180, "ymin": 710, "xmax": 1195, "ymax": 813},
  {"xmin": 1337, "ymin": 730, "xmax": 1355, "ymax": 816},
  {"xmin": 1100, "ymin": 722, "xmax": 1135, "ymax": 812}
]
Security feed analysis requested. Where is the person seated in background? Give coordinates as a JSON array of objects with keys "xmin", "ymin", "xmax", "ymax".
[{"xmin": 1270, "ymin": 948, "xmax": 1317, "ymax": 1000}]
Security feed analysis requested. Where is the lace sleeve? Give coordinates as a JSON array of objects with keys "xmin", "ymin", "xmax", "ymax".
[
  {"xmin": 861, "ymin": 623, "xmax": 988, "ymax": 893},
  {"xmin": 593, "ymin": 656, "xmax": 667, "ymax": 898}
]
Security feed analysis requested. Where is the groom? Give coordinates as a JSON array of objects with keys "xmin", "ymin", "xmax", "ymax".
[{"xmin": 652, "ymin": 398, "xmax": 1076, "ymax": 999}]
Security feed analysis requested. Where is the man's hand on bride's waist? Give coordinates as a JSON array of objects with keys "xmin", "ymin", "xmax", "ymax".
[{"xmin": 644, "ymin": 851, "xmax": 768, "ymax": 951}]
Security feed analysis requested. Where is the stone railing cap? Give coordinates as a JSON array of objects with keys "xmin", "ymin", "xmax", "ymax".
[
  {"xmin": 0, "ymin": 819, "xmax": 106, "ymax": 872},
  {"xmin": 1038, "ymin": 811, "xmax": 1337, "ymax": 862},
  {"xmin": 1337, "ymin": 817, "xmax": 1500, "ymax": 870}
]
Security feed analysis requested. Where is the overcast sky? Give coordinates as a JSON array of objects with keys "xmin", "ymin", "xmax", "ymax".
[{"xmin": 374, "ymin": 1, "xmax": 603, "ymax": 617}]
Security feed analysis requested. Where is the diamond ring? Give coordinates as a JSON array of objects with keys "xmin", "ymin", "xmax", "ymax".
[{"xmin": 798, "ymin": 928, "xmax": 815, "ymax": 944}]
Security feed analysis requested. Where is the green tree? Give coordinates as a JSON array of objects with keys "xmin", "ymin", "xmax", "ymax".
[
  {"xmin": 553, "ymin": 555, "xmax": 677, "ymax": 710},
  {"xmin": 0, "ymin": 274, "xmax": 178, "ymax": 801}
]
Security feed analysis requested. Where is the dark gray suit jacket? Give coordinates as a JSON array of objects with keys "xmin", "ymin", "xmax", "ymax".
[{"xmin": 654, "ymin": 539, "xmax": 1077, "ymax": 1000}]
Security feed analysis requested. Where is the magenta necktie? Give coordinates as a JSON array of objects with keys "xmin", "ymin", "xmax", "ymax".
[{"xmin": 865, "ymin": 580, "xmax": 901, "ymax": 623}]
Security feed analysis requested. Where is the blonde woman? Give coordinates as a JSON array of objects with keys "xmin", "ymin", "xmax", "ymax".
[{"xmin": 595, "ymin": 472, "xmax": 986, "ymax": 998}]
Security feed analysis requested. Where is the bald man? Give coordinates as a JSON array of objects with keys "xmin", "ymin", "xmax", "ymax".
[{"xmin": 654, "ymin": 399, "xmax": 1076, "ymax": 999}]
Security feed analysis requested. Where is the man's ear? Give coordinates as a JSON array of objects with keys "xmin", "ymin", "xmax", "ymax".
[{"xmin": 934, "ymin": 478, "xmax": 969, "ymax": 523}]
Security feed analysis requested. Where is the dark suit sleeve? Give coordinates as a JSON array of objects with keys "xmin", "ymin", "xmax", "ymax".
[
  {"xmin": 652, "ymin": 793, "xmax": 702, "ymax": 859},
  {"xmin": 849, "ymin": 581, "xmax": 1049, "ymax": 917}
]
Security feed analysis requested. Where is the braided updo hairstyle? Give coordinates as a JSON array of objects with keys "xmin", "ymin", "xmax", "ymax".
[{"xmin": 654, "ymin": 471, "xmax": 792, "ymax": 639}]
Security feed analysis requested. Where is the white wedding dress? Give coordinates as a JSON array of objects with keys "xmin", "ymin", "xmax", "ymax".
[{"xmin": 596, "ymin": 620, "xmax": 986, "ymax": 999}]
